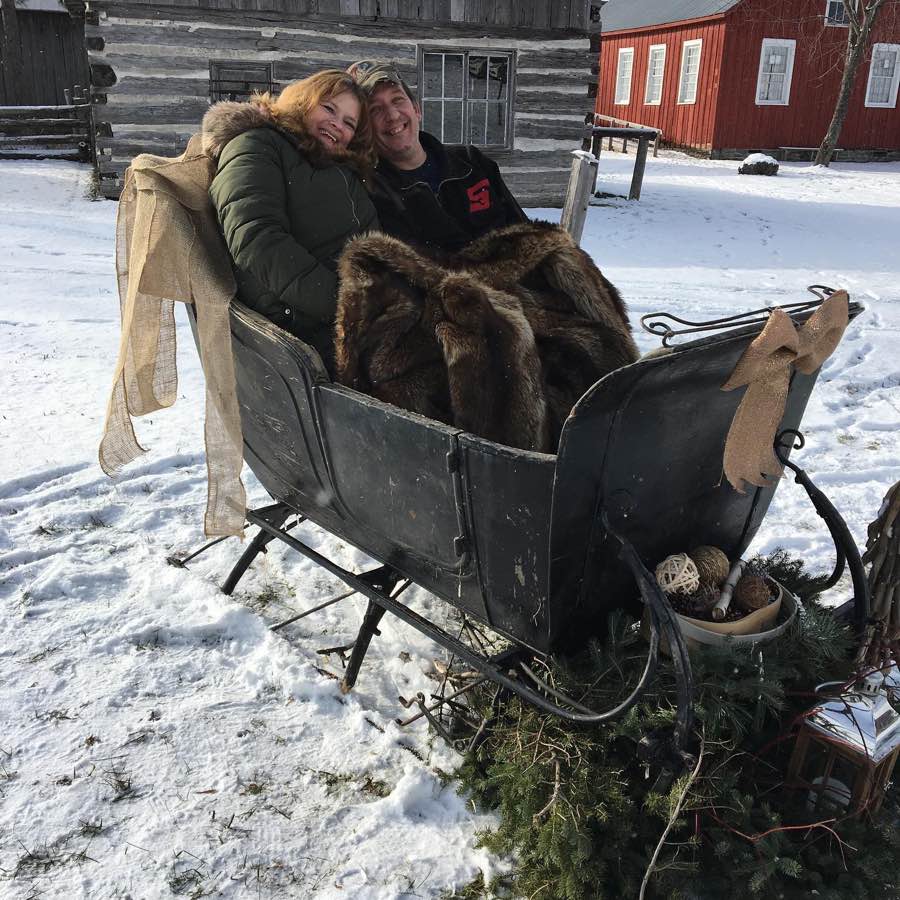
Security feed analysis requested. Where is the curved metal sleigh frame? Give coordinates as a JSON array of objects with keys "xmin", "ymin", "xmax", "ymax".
[{"xmin": 186, "ymin": 292, "xmax": 870, "ymax": 754}]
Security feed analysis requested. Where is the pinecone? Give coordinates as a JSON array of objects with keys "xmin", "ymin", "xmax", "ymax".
[
  {"xmin": 734, "ymin": 574, "xmax": 772, "ymax": 612},
  {"xmin": 680, "ymin": 584, "xmax": 720, "ymax": 618}
]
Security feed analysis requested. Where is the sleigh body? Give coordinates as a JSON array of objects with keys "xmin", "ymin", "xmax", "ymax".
[{"xmin": 189, "ymin": 296, "xmax": 867, "ymax": 736}]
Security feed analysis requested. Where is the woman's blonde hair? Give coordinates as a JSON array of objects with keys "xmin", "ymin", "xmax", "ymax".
[{"xmin": 255, "ymin": 70, "xmax": 376, "ymax": 174}]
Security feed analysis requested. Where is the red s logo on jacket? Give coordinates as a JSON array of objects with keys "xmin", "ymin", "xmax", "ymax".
[{"xmin": 466, "ymin": 179, "xmax": 491, "ymax": 213}]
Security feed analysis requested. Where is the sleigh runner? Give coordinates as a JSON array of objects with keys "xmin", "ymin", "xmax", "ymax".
[{"xmin": 175, "ymin": 284, "xmax": 870, "ymax": 756}]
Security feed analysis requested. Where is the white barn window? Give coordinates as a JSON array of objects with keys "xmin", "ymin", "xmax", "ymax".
[
  {"xmin": 865, "ymin": 43, "xmax": 900, "ymax": 108},
  {"xmin": 614, "ymin": 48, "xmax": 634, "ymax": 105},
  {"xmin": 825, "ymin": 0, "xmax": 850, "ymax": 25},
  {"xmin": 644, "ymin": 44, "xmax": 667, "ymax": 105},
  {"xmin": 677, "ymin": 40, "xmax": 702, "ymax": 104},
  {"xmin": 755, "ymin": 38, "xmax": 796, "ymax": 105}
]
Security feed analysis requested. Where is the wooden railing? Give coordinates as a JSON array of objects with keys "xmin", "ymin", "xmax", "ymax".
[
  {"xmin": 585, "ymin": 113, "xmax": 663, "ymax": 157},
  {"xmin": 562, "ymin": 122, "xmax": 661, "ymax": 241},
  {"xmin": 0, "ymin": 86, "xmax": 93, "ymax": 163}
]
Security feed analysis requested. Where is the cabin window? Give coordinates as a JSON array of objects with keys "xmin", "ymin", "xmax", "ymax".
[
  {"xmin": 755, "ymin": 39, "xmax": 796, "ymax": 105},
  {"xmin": 419, "ymin": 49, "xmax": 514, "ymax": 148},
  {"xmin": 209, "ymin": 61, "xmax": 275, "ymax": 102},
  {"xmin": 865, "ymin": 43, "xmax": 900, "ymax": 107},
  {"xmin": 614, "ymin": 48, "xmax": 634, "ymax": 105},
  {"xmin": 825, "ymin": 0, "xmax": 850, "ymax": 25},
  {"xmin": 677, "ymin": 40, "xmax": 702, "ymax": 104},
  {"xmin": 644, "ymin": 44, "xmax": 667, "ymax": 105}
]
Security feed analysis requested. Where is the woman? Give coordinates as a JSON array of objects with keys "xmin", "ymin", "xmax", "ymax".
[{"xmin": 203, "ymin": 70, "xmax": 378, "ymax": 372}]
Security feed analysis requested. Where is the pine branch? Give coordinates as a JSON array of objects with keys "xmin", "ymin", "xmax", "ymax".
[{"xmin": 639, "ymin": 730, "xmax": 705, "ymax": 900}]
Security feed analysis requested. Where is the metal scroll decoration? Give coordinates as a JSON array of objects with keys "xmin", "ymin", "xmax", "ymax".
[{"xmin": 640, "ymin": 286, "xmax": 850, "ymax": 493}]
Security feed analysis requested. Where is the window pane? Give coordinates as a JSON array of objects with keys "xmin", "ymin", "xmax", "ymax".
[
  {"xmin": 765, "ymin": 50, "xmax": 787, "ymax": 74},
  {"xmin": 615, "ymin": 50, "xmax": 633, "ymax": 104},
  {"xmin": 445, "ymin": 54, "xmax": 464, "ymax": 99},
  {"xmin": 679, "ymin": 43, "xmax": 701, "ymax": 102},
  {"xmin": 468, "ymin": 99, "xmax": 487, "ymax": 144},
  {"xmin": 486, "ymin": 102, "xmax": 507, "ymax": 144},
  {"xmin": 645, "ymin": 47, "xmax": 665, "ymax": 103},
  {"xmin": 869, "ymin": 75, "xmax": 890, "ymax": 104},
  {"xmin": 210, "ymin": 62, "xmax": 273, "ymax": 102},
  {"xmin": 423, "ymin": 53, "xmax": 443, "ymax": 99},
  {"xmin": 444, "ymin": 100, "xmax": 464, "ymax": 144},
  {"xmin": 867, "ymin": 46, "xmax": 898, "ymax": 104},
  {"xmin": 488, "ymin": 56, "xmax": 508, "ymax": 100},
  {"xmin": 757, "ymin": 41, "xmax": 794, "ymax": 103},
  {"xmin": 423, "ymin": 99, "xmax": 442, "ymax": 138},
  {"xmin": 826, "ymin": 0, "xmax": 847, "ymax": 24},
  {"xmin": 469, "ymin": 54, "xmax": 488, "ymax": 100}
]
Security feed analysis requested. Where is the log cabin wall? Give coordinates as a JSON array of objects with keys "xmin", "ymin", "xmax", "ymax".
[{"xmin": 85, "ymin": 0, "xmax": 601, "ymax": 204}]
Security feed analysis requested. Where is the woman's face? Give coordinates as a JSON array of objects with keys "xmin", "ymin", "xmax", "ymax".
[{"xmin": 305, "ymin": 90, "xmax": 361, "ymax": 153}]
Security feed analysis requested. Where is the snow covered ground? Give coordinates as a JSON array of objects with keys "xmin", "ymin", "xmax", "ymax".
[{"xmin": 0, "ymin": 152, "xmax": 898, "ymax": 899}]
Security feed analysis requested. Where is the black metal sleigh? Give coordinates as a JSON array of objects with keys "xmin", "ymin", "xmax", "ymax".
[{"xmin": 186, "ymin": 289, "xmax": 870, "ymax": 754}]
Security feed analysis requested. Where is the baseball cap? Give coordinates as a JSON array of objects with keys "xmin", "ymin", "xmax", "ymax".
[{"xmin": 347, "ymin": 60, "xmax": 417, "ymax": 104}]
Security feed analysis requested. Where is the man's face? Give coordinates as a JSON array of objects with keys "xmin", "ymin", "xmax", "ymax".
[{"xmin": 368, "ymin": 83, "xmax": 424, "ymax": 168}]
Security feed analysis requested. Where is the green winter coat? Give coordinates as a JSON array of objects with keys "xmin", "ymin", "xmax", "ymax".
[{"xmin": 203, "ymin": 101, "xmax": 378, "ymax": 370}]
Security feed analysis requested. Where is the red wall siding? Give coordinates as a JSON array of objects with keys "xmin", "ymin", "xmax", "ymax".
[
  {"xmin": 596, "ymin": 18, "xmax": 727, "ymax": 150},
  {"xmin": 716, "ymin": 0, "xmax": 900, "ymax": 151},
  {"xmin": 597, "ymin": 1, "xmax": 900, "ymax": 154}
]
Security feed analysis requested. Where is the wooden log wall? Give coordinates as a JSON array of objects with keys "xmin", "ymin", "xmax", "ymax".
[{"xmin": 86, "ymin": 0, "xmax": 598, "ymax": 205}]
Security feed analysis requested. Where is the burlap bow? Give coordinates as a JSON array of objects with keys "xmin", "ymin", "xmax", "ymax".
[{"xmin": 720, "ymin": 291, "xmax": 849, "ymax": 493}]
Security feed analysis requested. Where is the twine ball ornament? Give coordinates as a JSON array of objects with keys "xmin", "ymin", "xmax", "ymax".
[
  {"xmin": 733, "ymin": 573, "xmax": 772, "ymax": 612},
  {"xmin": 690, "ymin": 545, "xmax": 730, "ymax": 588},
  {"xmin": 654, "ymin": 553, "xmax": 701, "ymax": 595}
]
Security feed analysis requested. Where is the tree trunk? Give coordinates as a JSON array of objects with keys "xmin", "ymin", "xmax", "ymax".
[
  {"xmin": 814, "ymin": 30, "xmax": 869, "ymax": 165},
  {"xmin": 814, "ymin": 0, "xmax": 891, "ymax": 166}
]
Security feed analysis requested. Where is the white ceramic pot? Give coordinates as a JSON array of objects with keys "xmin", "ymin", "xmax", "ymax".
[{"xmin": 674, "ymin": 579, "xmax": 797, "ymax": 648}]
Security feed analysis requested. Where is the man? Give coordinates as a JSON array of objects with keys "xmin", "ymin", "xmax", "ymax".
[{"xmin": 348, "ymin": 60, "xmax": 528, "ymax": 253}]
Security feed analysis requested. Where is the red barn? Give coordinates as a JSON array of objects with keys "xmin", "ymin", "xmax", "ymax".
[{"xmin": 597, "ymin": 0, "xmax": 900, "ymax": 159}]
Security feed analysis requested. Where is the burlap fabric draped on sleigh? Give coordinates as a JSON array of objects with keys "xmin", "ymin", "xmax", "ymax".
[{"xmin": 99, "ymin": 135, "xmax": 246, "ymax": 537}]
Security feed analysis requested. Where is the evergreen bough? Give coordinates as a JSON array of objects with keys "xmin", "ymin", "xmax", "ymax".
[{"xmin": 455, "ymin": 551, "xmax": 900, "ymax": 899}]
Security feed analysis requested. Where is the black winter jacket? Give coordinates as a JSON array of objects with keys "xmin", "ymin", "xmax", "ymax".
[{"xmin": 370, "ymin": 132, "xmax": 527, "ymax": 253}]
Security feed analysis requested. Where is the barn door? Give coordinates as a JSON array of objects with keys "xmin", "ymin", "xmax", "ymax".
[{"xmin": 1, "ymin": 0, "xmax": 89, "ymax": 105}]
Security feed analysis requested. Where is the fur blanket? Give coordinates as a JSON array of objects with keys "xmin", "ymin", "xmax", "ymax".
[{"xmin": 335, "ymin": 222, "xmax": 639, "ymax": 453}]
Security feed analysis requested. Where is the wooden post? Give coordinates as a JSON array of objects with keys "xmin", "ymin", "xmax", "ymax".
[
  {"xmin": 560, "ymin": 152, "xmax": 598, "ymax": 245},
  {"xmin": 581, "ymin": 113, "xmax": 593, "ymax": 152},
  {"xmin": 629, "ymin": 136, "xmax": 650, "ymax": 200}
]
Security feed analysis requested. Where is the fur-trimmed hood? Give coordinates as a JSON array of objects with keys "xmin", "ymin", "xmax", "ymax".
[
  {"xmin": 200, "ymin": 100, "xmax": 370, "ymax": 176},
  {"xmin": 201, "ymin": 101, "xmax": 273, "ymax": 160}
]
